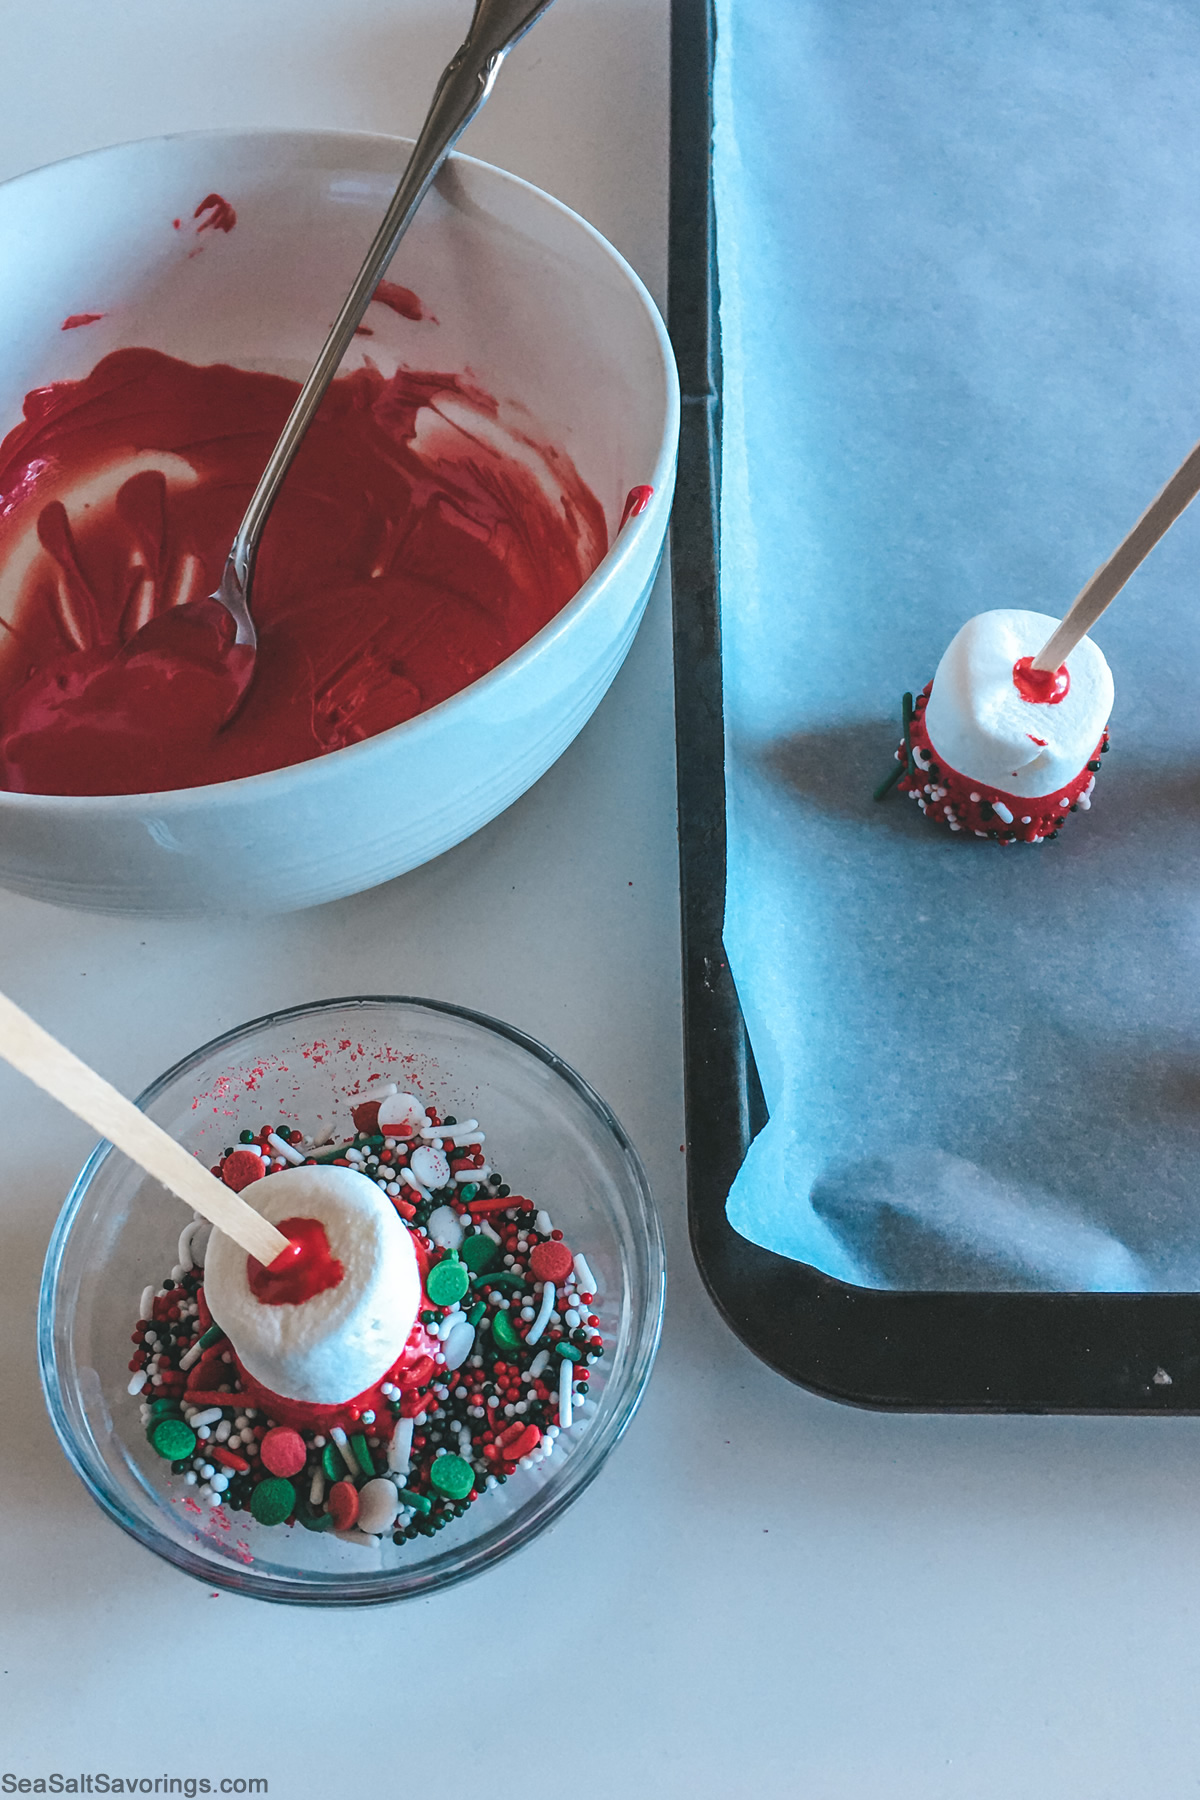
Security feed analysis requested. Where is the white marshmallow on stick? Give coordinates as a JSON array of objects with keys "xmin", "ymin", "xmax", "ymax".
[
  {"xmin": 204, "ymin": 1163, "xmax": 421, "ymax": 1406},
  {"xmin": 924, "ymin": 610, "xmax": 1113, "ymax": 799}
]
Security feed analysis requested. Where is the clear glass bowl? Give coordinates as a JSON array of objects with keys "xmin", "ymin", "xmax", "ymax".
[{"xmin": 38, "ymin": 996, "xmax": 665, "ymax": 1604}]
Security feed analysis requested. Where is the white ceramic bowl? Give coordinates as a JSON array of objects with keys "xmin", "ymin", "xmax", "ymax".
[{"xmin": 0, "ymin": 129, "xmax": 678, "ymax": 914}]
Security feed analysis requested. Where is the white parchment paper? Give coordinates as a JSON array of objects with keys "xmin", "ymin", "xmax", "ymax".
[{"xmin": 716, "ymin": 0, "xmax": 1200, "ymax": 1290}]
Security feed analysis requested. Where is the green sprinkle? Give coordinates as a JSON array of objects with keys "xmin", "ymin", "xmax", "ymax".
[
  {"xmin": 148, "ymin": 1397, "xmax": 183, "ymax": 1419},
  {"xmin": 250, "ymin": 1477, "xmax": 296, "ymax": 1526},
  {"xmin": 459, "ymin": 1183, "xmax": 479, "ymax": 1202},
  {"xmin": 350, "ymin": 1432, "xmax": 375, "ymax": 1478},
  {"xmin": 426, "ymin": 1256, "xmax": 470, "ymax": 1307},
  {"xmin": 322, "ymin": 1443, "xmax": 343, "ymax": 1483},
  {"xmin": 149, "ymin": 1417, "xmax": 196, "ymax": 1460},
  {"xmin": 491, "ymin": 1310, "xmax": 521, "ymax": 1351},
  {"xmin": 873, "ymin": 759, "xmax": 904, "ymax": 802},
  {"xmin": 428, "ymin": 1454, "xmax": 474, "ymax": 1500},
  {"xmin": 475, "ymin": 1268, "xmax": 525, "ymax": 1291},
  {"xmin": 239, "ymin": 1129, "xmax": 255, "ymax": 1144},
  {"xmin": 468, "ymin": 1300, "xmax": 487, "ymax": 1327},
  {"xmin": 459, "ymin": 1233, "xmax": 499, "ymax": 1275},
  {"xmin": 554, "ymin": 1341, "xmax": 583, "ymax": 1362},
  {"xmin": 197, "ymin": 1324, "xmax": 226, "ymax": 1350},
  {"xmin": 396, "ymin": 1487, "xmax": 432, "ymax": 1515},
  {"xmin": 298, "ymin": 1510, "xmax": 335, "ymax": 1532}
]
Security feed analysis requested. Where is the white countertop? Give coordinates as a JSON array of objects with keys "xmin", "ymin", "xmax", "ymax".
[{"xmin": 2, "ymin": 4, "xmax": 1199, "ymax": 1795}]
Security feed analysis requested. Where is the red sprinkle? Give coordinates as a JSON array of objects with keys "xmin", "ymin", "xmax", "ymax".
[
  {"xmin": 327, "ymin": 1480, "xmax": 359, "ymax": 1530},
  {"xmin": 209, "ymin": 1445, "xmax": 251, "ymax": 1473},
  {"xmin": 529, "ymin": 1240, "xmax": 574, "ymax": 1284},
  {"xmin": 220, "ymin": 1148, "xmax": 265, "ymax": 1192},
  {"xmin": 259, "ymin": 1426, "xmax": 307, "ymax": 1477}
]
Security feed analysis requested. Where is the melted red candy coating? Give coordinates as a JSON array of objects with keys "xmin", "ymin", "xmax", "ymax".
[
  {"xmin": 0, "ymin": 347, "xmax": 607, "ymax": 795},
  {"xmin": 1012, "ymin": 654, "xmax": 1070, "ymax": 703},
  {"xmin": 895, "ymin": 682, "xmax": 1107, "ymax": 843},
  {"xmin": 248, "ymin": 1216, "xmax": 344, "ymax": 1306}
]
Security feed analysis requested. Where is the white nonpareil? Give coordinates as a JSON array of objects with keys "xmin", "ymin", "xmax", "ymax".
[
  {"xmin": 923, "ymin": 609, "xmax": 1114, "ymax": 798},
  {"xmin": 203, "ymin": 1164, "xmax": 421, "ymax": 1405}
]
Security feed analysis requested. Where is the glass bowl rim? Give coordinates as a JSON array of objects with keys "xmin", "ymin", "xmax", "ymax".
[{"xmin": 38, "ymin": 993, "xmax": 666, "ymax": 1605}]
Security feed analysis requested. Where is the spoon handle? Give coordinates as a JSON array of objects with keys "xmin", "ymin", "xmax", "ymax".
[
  {"xmin": 226, "ymin": 0, "xmax": 556, "ymax": 601},
  {"xmin": 0, "ymin": 989, "xmax": 290, "ymax": 1265}
]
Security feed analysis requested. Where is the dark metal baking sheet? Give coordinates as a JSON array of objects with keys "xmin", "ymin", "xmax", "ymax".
[{"xmin": 667, "ymin": 0, "xmax": 1200, "ymax": 1411}]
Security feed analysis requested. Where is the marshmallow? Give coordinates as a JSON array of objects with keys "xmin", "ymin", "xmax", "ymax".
[
  {"xmin": 923, "ymin": 609, "xmax": 1113, "ymax": 798},
  {"xmin": 203, "ymin": 1164, "xmax": 421, "ymax": 1406}
]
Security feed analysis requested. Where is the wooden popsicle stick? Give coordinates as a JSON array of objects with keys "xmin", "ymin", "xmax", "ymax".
[
  {"xmin": 1033, "ymin": 437, "xmax": 1200, "ymax": 671},
  {"xmin": 0, "ymin": 989, "xmax": 290, "ymax": 1265}
]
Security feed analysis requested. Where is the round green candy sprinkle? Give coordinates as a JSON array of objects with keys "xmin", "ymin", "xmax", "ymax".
[
  {"xmin": 428, "ymin": 1454, "xmax": 474, "ymax": 1500},
  {"xmin": 426, "ymin": 1256, "xmax": 470, "ymax": 1306},
  {"xmin": 459, "ymin": 1183, "xmax": 478, "ymax": 1203},
  {"xmin": 250, "ymin": 1477, "xmax": 296, "ymax": 1526},
  {"xmin": 459, "ymin": 1233, "xmax": 499, "ymax": 1275},
  {"xmin": 491, "ymin": 1310, "xmax": 521, "ymax": 1351},
  {"xmin": 148, "ymin": 1397, "xmax": 183, "ymax": 1419},
  {"xmin": 321, "ymin": 1443, "xmax": 343, "ymax": 1483},
  {"xmin": 149, "ymin": 1417, "xmax": 196, "ymax": 1461}
]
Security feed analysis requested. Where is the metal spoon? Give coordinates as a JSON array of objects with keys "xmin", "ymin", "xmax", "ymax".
[{"xmin": 211, "ymin": 0, "xmax": 556, "ymax": 651}]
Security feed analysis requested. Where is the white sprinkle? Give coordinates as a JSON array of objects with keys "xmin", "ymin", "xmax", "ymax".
[
  {"xmin": 992, "ymin": 801, "xmax": 1014, "ymax": 825},
  {"xmin": 558, "ymin": 1355, "xmax": 574, "ymax": 1429},
  {"xmin": 479, "ymin": 1220, "xmax": 502, "ymax": 1244},
  {"xmin": 526, "ymin": 1282, "xmax": 556, "ymax": 1346},
  {"xmin": 427, "ymin": 1205, "xmax": 465, "ymax": 1250},
  {"xmin": 138, "ymin": 1284, "xmax": 156, "ymax": 1320},
  {"xmin": 267, "ymin": 1131, "xmax": 305, "ymax": 1166},
  {"xmin": 127, "ymin": 1371, "xmax": 148, "ymax": 1396},
  {"xmin": 178, "ymin": 1341, "xmax": 204, "ymax": 1371},
  {"xmin": 535, "ymin": 1210, "xmax": 555, "ymax": 1237},
  {"xmin": 400, "ymin": 1167, "xmax": 431, "ymax": 1200},
  {"xmin": 310, "ymin": 1466, "xmax": 326, "ymax": 1507},
  {"xmin": 177, "ymin": 1223, "xmax": 197, "ymax": 1271},
  {"xmin": 189, "ymin": 1407, "xmax": 224, "ymax": 1429},
  {"xmin": 387, "ymin": 1416, "xmax": 414, "ymax": 1476},
  {"xmin": 357, "ymin": 1081, "xmax": 399, "ymax": 1105},
  {"xmin": 573, "ymin": 1254, "xmax": 597, "ymax": 1295},
  {"xmin": 422, "ymin": 1120, "xmax": 478, "ymax": 1140},
  {"xmin": 1077, "ymin": 793, "xmax": 1091, "ymax": 809},
  {"xmin": 330, "ymin": 1426, "xmax": 359, "ymax": 1476},
  {"xmin": 530, "ymin": 1348, "xmax": 551, "ymax": 1379}
]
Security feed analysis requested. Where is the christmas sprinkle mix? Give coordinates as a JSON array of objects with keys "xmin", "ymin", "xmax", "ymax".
[{"xmin": 125, "ymin": 1093, "xmax": 605, "ymax": 1548}]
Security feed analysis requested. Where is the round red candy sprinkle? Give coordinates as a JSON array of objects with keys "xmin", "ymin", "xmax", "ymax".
[
  {"xmin": 529, "ymin": 1240, "xmax": 574, "ymax": 1284},
  {"xmin": 259, "ymin": 1426, "xmax": 306, "ymax": 1478},
  {"xmin": 220, "ymin": 1148, "xmax": 265, "ymax": 1192},
  {"xmin": 327, "ymin": 1480, "xmax": 359, "ymax": 1530}
]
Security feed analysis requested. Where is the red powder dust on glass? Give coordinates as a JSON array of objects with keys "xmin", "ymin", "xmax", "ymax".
[
  {"xmin": 0, "ymin": 348, "xmax": 607, "ymax": 795},
  {"xmin": 193, "ymin": 193, "xmax": 237, "ymax": 234}
]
